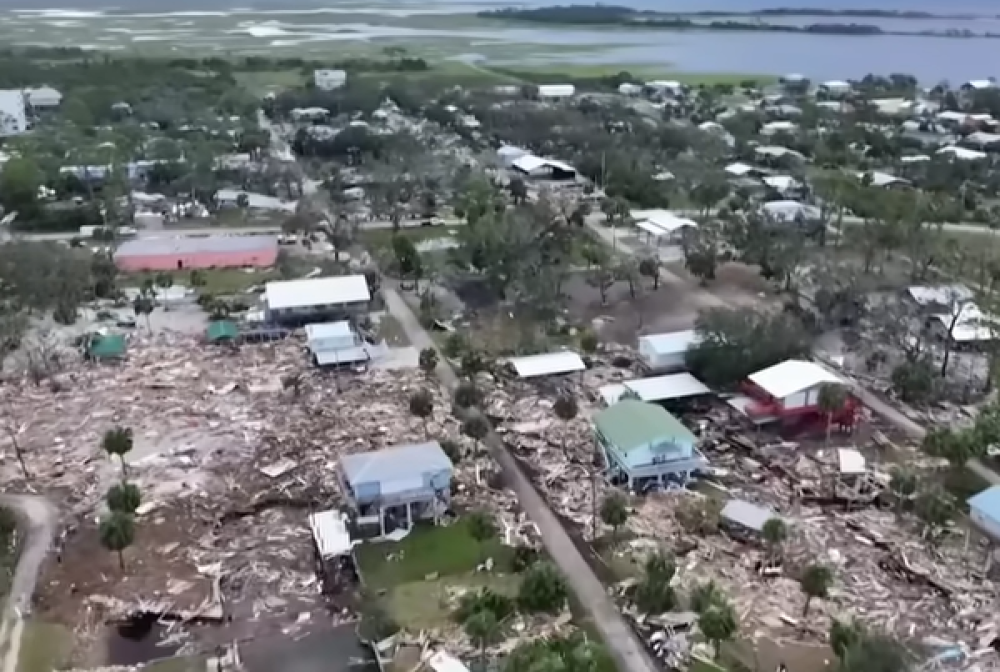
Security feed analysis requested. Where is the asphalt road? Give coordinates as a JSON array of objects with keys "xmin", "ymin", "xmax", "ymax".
[
  {"xmin": 382, "ymin": 288, "xmax": 661, "ymax": 672},
  {"xmin": 0, "ymin": 494, "xmax": 58, "ymax": 672},
  {"xmin": 19, "ymin": 217, "xmax": 465, "ymax": 242}
]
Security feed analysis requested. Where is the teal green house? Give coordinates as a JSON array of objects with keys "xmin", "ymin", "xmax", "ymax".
[{"xmin": 593, "ymin": 399, "xmax": 706, "ymax": 490}]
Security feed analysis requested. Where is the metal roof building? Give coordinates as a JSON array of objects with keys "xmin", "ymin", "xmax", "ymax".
[
  {"xmin": 748, "ymin": 360, "xmax": 844, "ymax": 401},
  {"xmin": 969, "ymin": 485, "xmax": 1000, "ymax": 541},
  {"xmin": 114, "ymin": 235, "xmax": 278, "ymax": 271},
  {"xmin": 507, "ymin": 351, "xmax": 586, "ymax": 378},
  {"xmin": 638, "ymin": 329, "xmax": 700, "ymax": 372},
  {"xmin": 308, "ymin": 509, "xmax": 353, "ymax": 559},
  {"xmin": 265, "ymin": 275, "xmax": 371, "ymax": 313}
]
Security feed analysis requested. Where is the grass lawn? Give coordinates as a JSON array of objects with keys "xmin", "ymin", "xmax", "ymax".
[
  {"xmin": 359, "ymin": 225, "xmax": 462, "ymax": 255},
  {"xmin": 374, "ymin": 313, "xmax": 410, "ymax": 346},
  {"xmin": 17, "ymin": 621, "xmax": 74, "ymax": 672},
  {"xmin": 144, "ymin": 655, "xmax": 209, "ymax": 672},
  {"xmin": 355, "ymin": 519, "xmax": 514, "ymax": 591},
  {"xmin": 234, "ymin": 69, "xmax": 306, "ymax": 94},
  {"xmin": 387, "ymin": 572, "xmax": 521, "ymax": 630},
  {"xmin": 123, "ymin": 268, "xmax": 277, "ymax": 295}
]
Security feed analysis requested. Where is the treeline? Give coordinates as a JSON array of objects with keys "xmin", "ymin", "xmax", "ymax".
[
  {"xmin": 479, "ymin": 7, "xmax": 885, "ymax": 34},
  {"xmin": 691, "ymin": 8, "xmax": 948, "ymax": 18}
]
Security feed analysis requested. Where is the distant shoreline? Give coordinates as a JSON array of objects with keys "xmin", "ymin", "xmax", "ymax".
[
  {"xmin": 684, "ymin": 7, "xmax": 987, "ymax": 20},
  {"xmin": 479, "ymin": 5, "xmax": 1000, "ymax": 39}
]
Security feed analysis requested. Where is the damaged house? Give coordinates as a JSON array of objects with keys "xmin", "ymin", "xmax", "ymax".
[
  {"xmin": 593, "ymin": 400, "xmax": 707, "ymax": 491},
  {"xmin": 338, "ymin": 441, "xmax": 453, "ymax": 538}
]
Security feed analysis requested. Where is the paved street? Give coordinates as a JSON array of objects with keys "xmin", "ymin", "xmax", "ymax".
[
  {"xmin": 0, "ymin": 494, "xmax": 58, "ymax": 672},
  {"xmin": 383, "ymin": 288, "xmax": 661, "ymax": 672}
]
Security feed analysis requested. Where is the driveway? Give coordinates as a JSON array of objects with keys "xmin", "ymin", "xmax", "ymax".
[{"xmin": 0, "ymin": 494, "xmax": 58, "ymax": 672}]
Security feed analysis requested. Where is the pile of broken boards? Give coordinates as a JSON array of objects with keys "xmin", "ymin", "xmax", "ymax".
[
  {"xmin": 621, "ymin": 469, "xmax": 997, "ymax": 655},
  {"xmin": 383, "ymin": 610, "xmax": 576, "ymax": 663}
]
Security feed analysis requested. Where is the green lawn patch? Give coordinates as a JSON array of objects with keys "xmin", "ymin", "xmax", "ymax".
[
  {"xmin": 387, "ymin": 572, "xmax": 521, "ymax": 630},
  {"xmin": 17, "ymin": 621, "xmax": 74, "ymax": 672},
  {"xmin": 359, "ymin": 225, "xmax": 462, "ymax": 255},
  {"xmin": 124, "ymin": 268, "xmax": 276, "ymax": 295},
  {"xmin": 356, "ymin": 519, "xmax": 513, "ymax": 590},
  {"xmin": 234, "ymin": 69, "xmax": 305, "ymax": 94}
]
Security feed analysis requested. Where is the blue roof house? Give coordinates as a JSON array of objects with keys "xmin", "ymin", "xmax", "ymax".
[
  {"xmin": 338, "ymin": 441, "xmax": 453, "ymax": 537},
  {"xmin": 593, "ymin": 399, "xmax": 707, "ymax": 491},
  {"xmin": 968, "ymin": 485, "xmax": 1000, "ymax": 542}
]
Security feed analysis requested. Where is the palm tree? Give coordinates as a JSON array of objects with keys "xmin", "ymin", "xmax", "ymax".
[
  {"xmin": 418, "ymin": 347, "xmax": 438, "ymax": 377},
  {"xmin": 408, "ymin": 389, "xmax": 435, "ymax": 436},
  {"xmin": 799, "ymin": 563, "xmax": 834, "ymax": 616},
  {"xmin": 698, "ymin": 599, "xmax": 738, "ymax": 659},
  {"xmin": 599, "ymin": 493, "xmax": 629, "ymax": 546},
  {"xmin": 463, "ymin": 609, "xmax": 499, "ymax": 669},
  {"xmin": 761, "ymin": 517, "xmax": 787, "ymax": 560},
  {"xmin": 817, "ymin": 383, "xmax": 848, "ymax": 445},
  {"xmin": 102, "ymin": 426, "xmax": 133, "ymax": 479},
  {"xmin": 467, "ymin": 511, "xmax": 496, "ymax": 563},
  {"xmin": 106, "ymin": 482, "xmax": 141, "ymax": 514},
  {"xmin": 99, "ymin": 511, "xmax": 136, "ymax": 570},
  {"xmin": 461, "ymin": 412, "xmax": 489, "ymax": 454},
  {"xmin": 552, "ymin": 394, "xmax": 579, "ymax": 451}
]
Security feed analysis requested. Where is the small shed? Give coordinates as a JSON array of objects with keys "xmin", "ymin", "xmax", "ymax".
[
  {"xmin": 720, "ymin": 499, "xmax": 776, "ymax": 534},
  {"xmin": 87, "ymin": 334, "xmax": 126, "ymax": 361},
  {"xmin": 308, "ymin": 509, "xmax": 353, "ymax": 560},
  {"xmin": 638, "ymin": 330, "xmax": 700, "ymax": 372},
  {"xmin": 206, "ymin": 320, "xmax": 238, "ymax": 343},
  {"xmin": 306, "ymin": 321, "xmax": 359, "ymax": 352},
  {"xmin": 969, "ymin": 486, "xmax": 1000, "ymax": 541}
]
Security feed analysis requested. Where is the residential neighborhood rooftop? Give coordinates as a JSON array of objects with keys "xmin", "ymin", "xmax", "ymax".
[{"xmin": 593, "ymin": 399, "xmax": 696, "ymax": 454}]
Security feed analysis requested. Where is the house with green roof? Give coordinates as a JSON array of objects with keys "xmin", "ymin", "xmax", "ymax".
[
  {"xmin": 593, "ymin": 399, "xmax": 706, "ymax": 490},
  {"xmin": 86, "ymin": 333, "xmax": 127, "ymax": 361}
]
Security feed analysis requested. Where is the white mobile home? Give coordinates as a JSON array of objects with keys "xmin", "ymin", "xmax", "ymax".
[{"xmin": 638, "ymin": 330, "xmax": 700, "ymax": 372}]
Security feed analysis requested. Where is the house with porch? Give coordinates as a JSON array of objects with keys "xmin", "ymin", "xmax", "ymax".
[
  {"xmin": 593, "ymin": 399, "xmax": 706, "ymax": 491},
  {"xmin": 337, "ymin": 441, "xmax": 453, "ymax": 537}
]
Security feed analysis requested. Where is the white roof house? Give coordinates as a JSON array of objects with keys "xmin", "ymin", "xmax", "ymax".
[
  {"xmin": 632, "ymin": 209, "xmax": 697, "ymax": 236},
  {"xmin": 761, "ymin": 120, "xmax": 798, "ymax": 135},
  {"xmin": 645, "ymin": 80, "xmax": 684, "ymax": 95},
  {"xmin": 721, "ymin": 499, "xmax": 776, "ymax": 533},
  {"xmin": 937, "ymin": 145, "xmax": 988, "ymax": 161},
  {"xmin": 24, "ymin": 86, "xmax": 62, "ymax": 108},
  {"xmin": 748, "ymin": 360, "xmax": 844, "ymax": 401},
  {"xmin": 0, "ymin": 90, "xmax": 27, "ymax": 137},
  {"xmin": 724, "ymin": 162, "xmax": 760, "ymax": 177},
  {"xmin": 265, "ymin": 275, "xmax": 371, "ymax": 312},
  {"xmin": 936, "ymin": 110, "xmax": 970, "ymax": 124},
  {"xmin": 537, "ymin": 84, "xmax": 575, "ymax": 99},
  {"xmin": 507, "ymin": 351, "xmax": 585, "ymax": 378},
  {"xmin": 900, "ymin": 154, "xmax": 931, "ymax": 164},
  {"xmin": 933, "ymin": 304, "xmax": 998, "ymax": 343},
  {"xmin": 511, "ymin": 154, "xmax": 577, "ymax": 177},
  {"xmin": 762, "ymin": 200, "xmax": 821, "ymax": 222},
  {"xmin": 963, "ymin": 79, "xmax": 997, "ymax": 90},
  {"xmin": 858, "ymin": 171, "xmax": 909, "ymax": 188},
  {"xmin": 819, "ymin": 80, "xmax": 852, "ymax": 95},
  {"xmin": 618, "ymin": 83, "xmax": 642, "ymax": 96},
  {"xmin": 314, "ymin": 69, "xmax": 347, "ymax": 91},
  {"xmin": 754, "ymin": 145, "xmax": 805, "ymax": 161},
  {"xmin": 638, "ymin": 329, "xmax": 700, "ymax": 372},
  {"xmin": 964, "ymin": 131, "xmax": 1000, "ymax": 149},
  {"xmin": 762, "ymin": 175, "xmax": 800, "ymax": 193},
  {"xmin": 907, "ymin": 284, "xmax": 974, "ymax": 308}
]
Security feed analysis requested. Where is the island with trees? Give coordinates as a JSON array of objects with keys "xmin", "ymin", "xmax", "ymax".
[{"xmin": 479, "ymin": 4, "xmax": 1000, "ymax": 38}]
